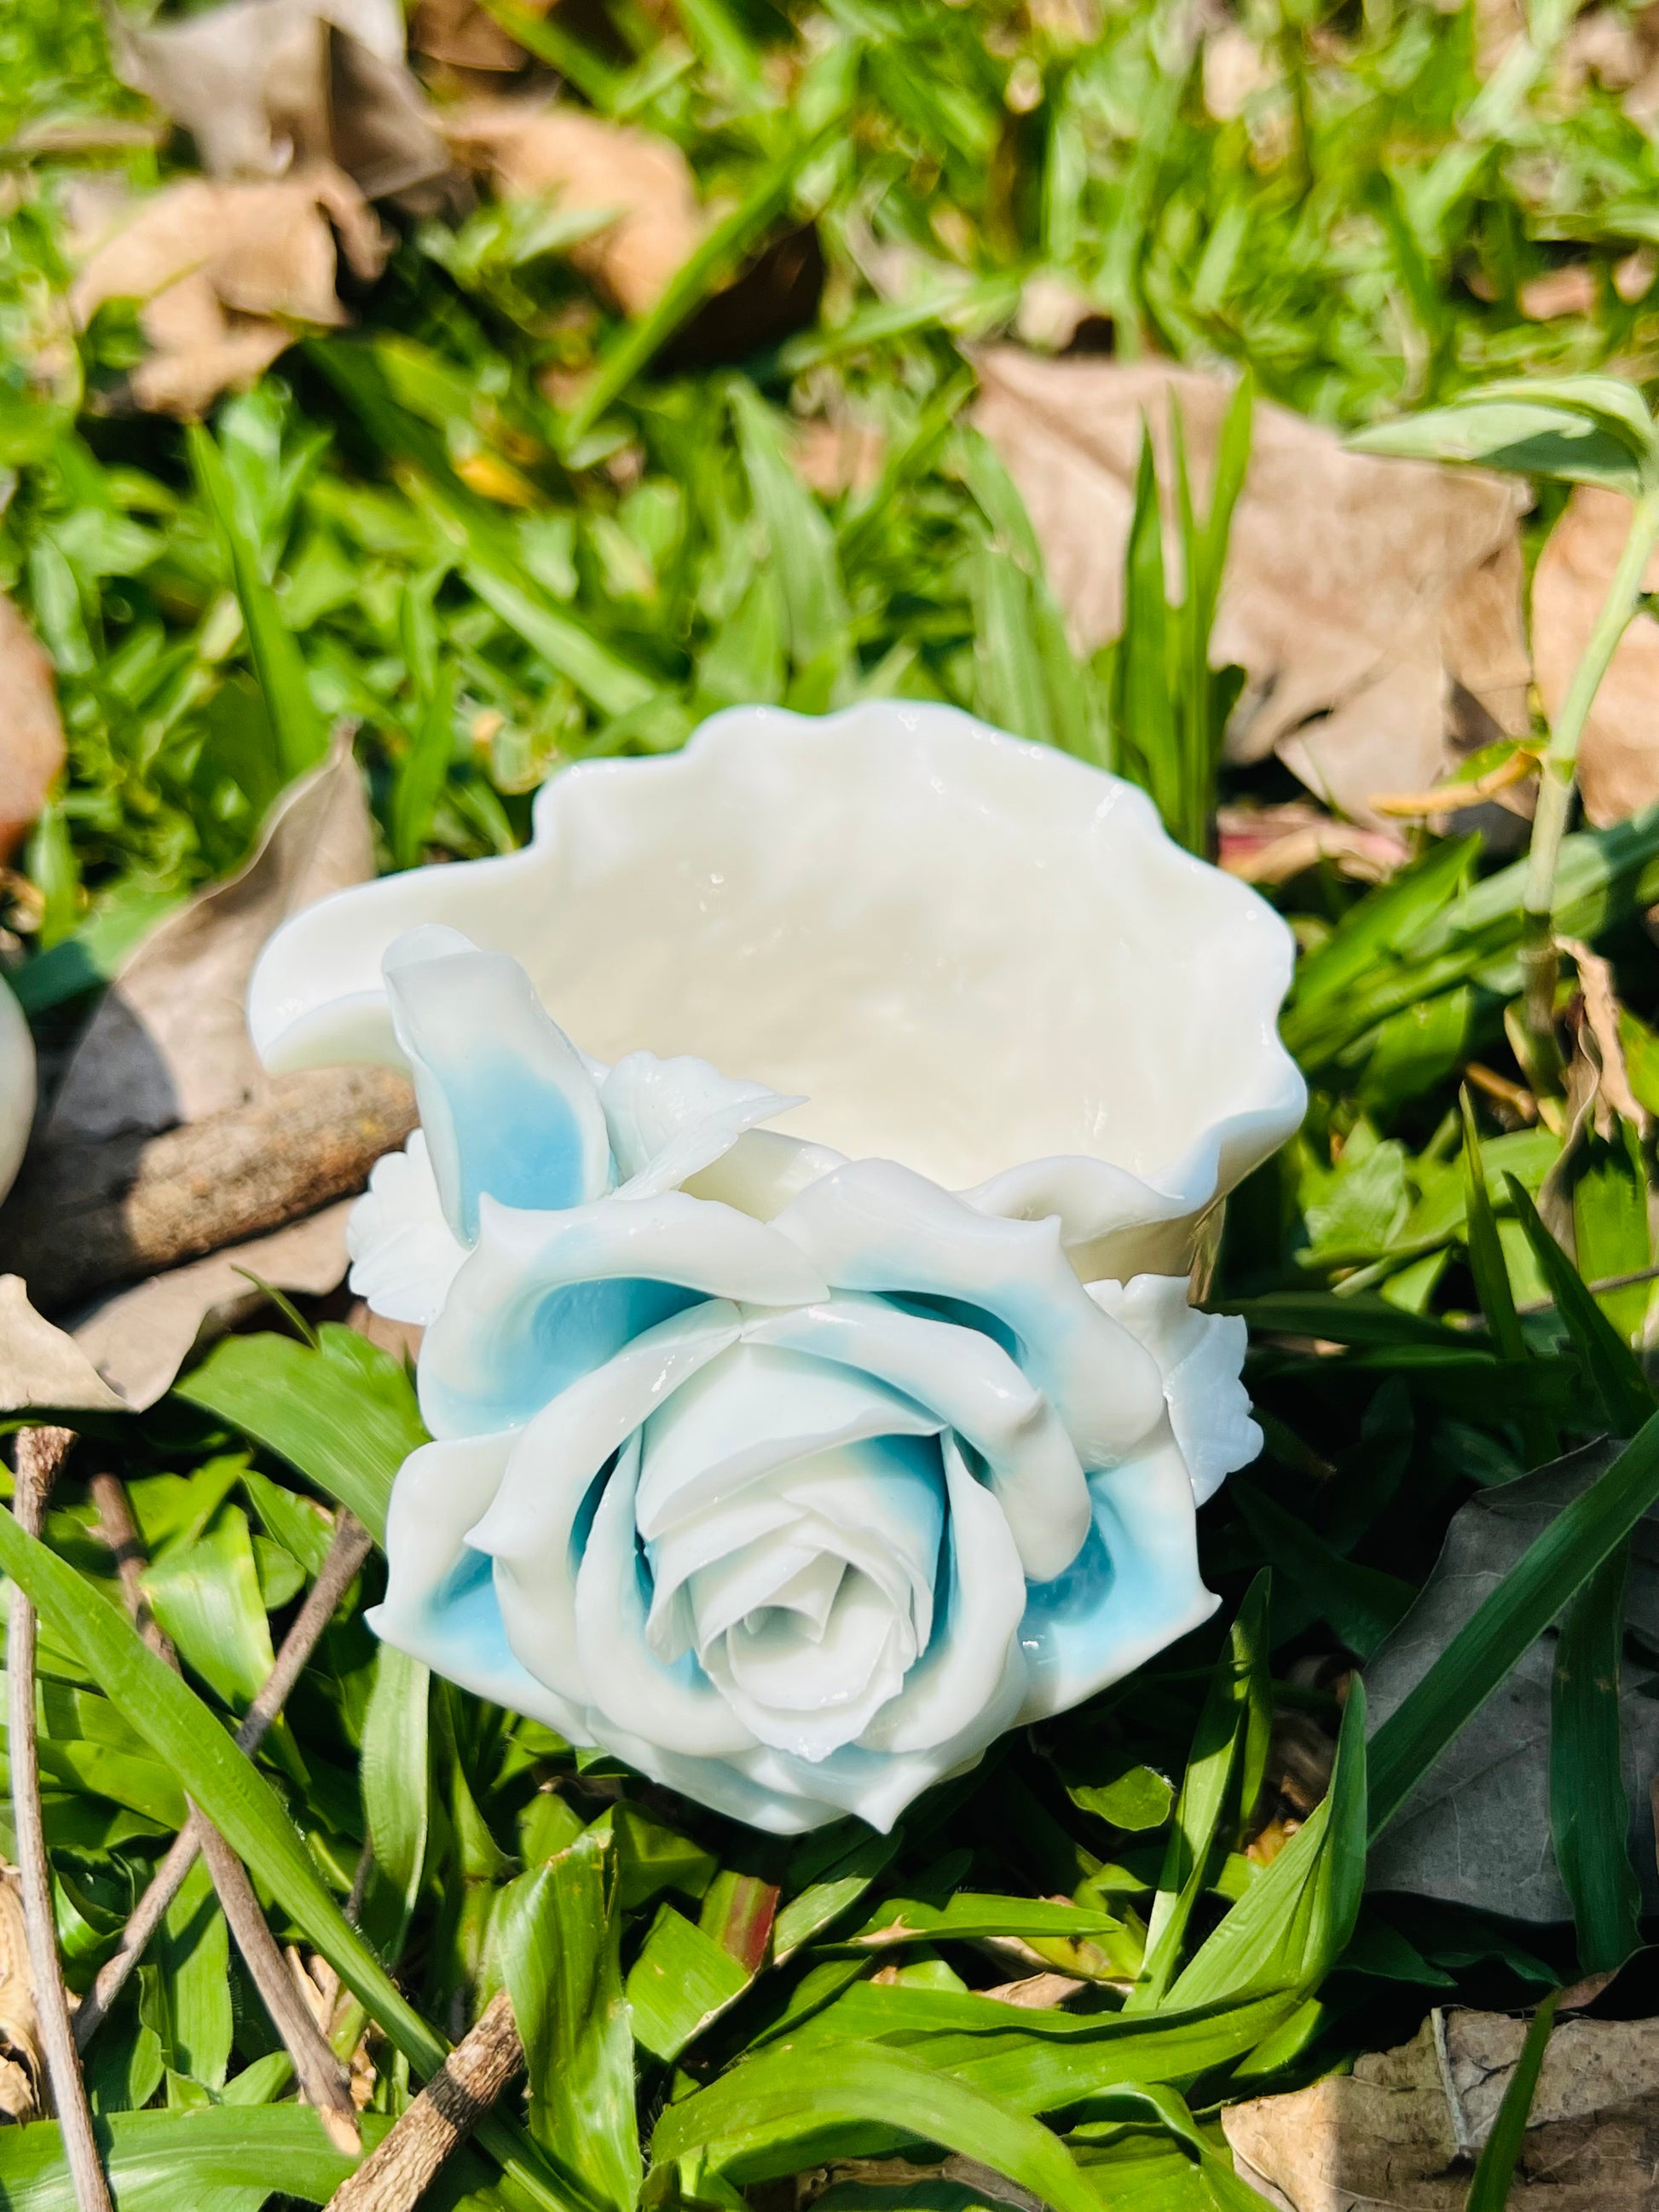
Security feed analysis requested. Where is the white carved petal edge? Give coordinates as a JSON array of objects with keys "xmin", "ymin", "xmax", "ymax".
[{"xmin": 249, "ymin": 702, "xmax": 1307, "ymax": 1275}]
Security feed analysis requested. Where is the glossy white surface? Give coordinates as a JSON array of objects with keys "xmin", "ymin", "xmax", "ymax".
[
  {"xmin": 0, "ymin": 974, "xmax": 35, "ymax": 1204},
  {"xmin": 254, "ymin": 706, "xmax": 1303, "ymax": 1832},
  {"xmin": 251, "ymin": 702, "xmax": 1306, "ymax": 1279}
]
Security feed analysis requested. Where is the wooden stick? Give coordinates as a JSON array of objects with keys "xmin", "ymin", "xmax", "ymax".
[
  {"xmin": 323, "ymin": 1991, "xmax": 523, "ymax": 2212},
  {"xmin": 86, "ymin": 1473, "xmax": 360, "ymax": 2152},
  {"xmin": 8, "ymin": 1429, "xmax": 112, "ymax": 2212},
  {"xmin": 199, "ymin": 1802, "xmax": 361, "ymax": 2151},
  {"xmin": 74, "ymin": 1510, "xmax": 373, "ymax": 2047},
  {"xmin": 0, "ymin": 1067, "xmax": 415, "ymax": 1314}
]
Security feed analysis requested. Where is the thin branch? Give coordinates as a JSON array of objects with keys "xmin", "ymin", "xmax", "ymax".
[
  {"xmin": 323, "ymin": 1990, "xmax": 524, "ymax": 2212},
  {"xmin": 198, "ymin": 1824, "xmax": 361, "ymax": 2152},
  {"xmin": 74, "ymin": 1510, "xmax": 373, "ymax": 2048},
  {"xmin": 8, "ymin": 1429, "xmax": 112, "ymax": 2212},
  {"xmin": 86, "ymin": 1473, "xmax": 360, "ymax": 2152}
]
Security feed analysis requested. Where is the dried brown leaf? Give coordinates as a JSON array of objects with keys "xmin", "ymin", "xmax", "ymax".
[
  {"xmin": 0, "ymin": 746, "xmax": 377, "ymax": 1412},
  {"xmin": 0, "ymin": 1278, "xmax": 125, "ymax": 1415},
  {"xmin": 443, "ymin": 99, "xmax": 703, "ymax": 315},
  {"xmin": 1224, "ymin": 2006, "xmax": 1659, "ymax": 2211},
  {"xmin": 70, "ymin": 167, "xmax": 389, "ymax": 418},
  {"xmin": 48, "ymin": 736, "xmax": 373, "ymax": 1146},
  {"xmin": 1532, "ymin": 485, "xmax": 1659, "ymax": 827},
  {"xmin": 0, "ymin": 595, "xmax": 65, "ymax": 867},
  {"xmin": 412, "ymin": 0, "xmax": 546, "ymax": 72},
  {"xmin": 1519, "ymin": 265, "xmax": 1600, "ymax": 321},
  {"xmin": 973, "ymin": 349, "xmax": 1530, "ymax": 829},
  {"xmin": 108, "ymin": 0, "xmax": 447, "ymax": 202}
]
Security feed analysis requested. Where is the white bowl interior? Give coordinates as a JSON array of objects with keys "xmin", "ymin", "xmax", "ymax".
[{"xmin": 491, "ymin": 708, "xmax": 1292, "ymax": 1194}]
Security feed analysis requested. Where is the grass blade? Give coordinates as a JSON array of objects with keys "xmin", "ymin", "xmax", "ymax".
[
  {"xmin": 1502, "ymin": 1175, "xmax": 1653, "ymax": 1435},
  {"xmin": 1464, "ymin": 1990, "xmax": 1559, "ymax": 2212},
  {"xmin": 187, "ymin": 424, "xmax": 327, "ymax": 782},
  {"xmin": 1368, "ymin": 1412, "xmax": 1659, "ymax": 1837},
  {"xmin": 1129, "ymin": 1574, "xmax": 1269, "ymax": 2010},
  {"xmin": 652, "ymin": 2039, "xmax": 1102, "ymax": 2212},
  {"xmin": 1550, "ymin": 1542, "xmax": 1641, "ymax": 1974},
  {"xmin": 0, "ymin": 1506, "xmax": 566, "ymax": 2210}
]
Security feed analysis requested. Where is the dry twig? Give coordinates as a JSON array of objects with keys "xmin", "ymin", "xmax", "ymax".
[
  {"xmin": 74, "ymin": 1508, "xmax": 373, "ymax": 2047},
  {"xmin": 8, "ymin": 1429, "xmax": 113, "ymax": 2212},
  {"xmin": 86, "ymin": 1473, "xmax": 360, "ymax": 2151},
  {"xmin": 0, "ymin": 1067, "xmax": 414, "ymax": 1313},
  {"xmin": 323, "ymin": 1990, "xmax": 524, "ymax": 2212}
]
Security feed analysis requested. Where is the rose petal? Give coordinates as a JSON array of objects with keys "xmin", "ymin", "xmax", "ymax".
[
  {"xmin": 367, "ymin": 1431, "xmax": 587, "ymax": 1738},
  {"xmin": 347, "ymin": 1130, "xmax": 466, "ymax": 1325},
  {"xmin": 684, "ymin": 1128, "xmax": 848, "ymax": 1222},
  {"xmin": 646, "ymin": 1429, "xmax": 945, "ymax": 1650},
  {"xmin": 574, "ymin": 1435, "xmax": 757, "ymax": 1756},
  {"xmin": 774, "ymin": 1159, "xmax": 1166, "ymax": 1470},
  {"xmin": 709, "ymin": 1566, "xmax": 912, "ymax": 1760},
  {"xmin": 633, "ymin": 1341, "xmax": 941, "ymax": 1537},
  {"xmin": 384, "ymin": 926, "xmax": 611, "ymax": 1239},
  {"xmin": 1087, "ymin": 1277, "xmax": 1259, "ymax": 1505},
  {"xmin": 468, "ymin": 1299, "xmax": 743, "ymax": 1701},
  {"xmin": 743, "ymin": 1292, "xmax": 1091, "ymax": 1582},
  {"xmin": 1016, "ymin": 1423, "xmax": 1216, "ymax": 1723},
  {"xmin": 419, "ymin": 1192, "xmax": 827, "ymax": 1435},
  {"xmin": 601, "ymin": 1049, "xmax": 804, "ymax": 1198},
  {"xmin": 861, "ymin": 1432, "xmax": 1028, "ymax": 1756}
]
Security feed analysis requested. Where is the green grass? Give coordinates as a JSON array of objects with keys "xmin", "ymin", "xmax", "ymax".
[{"xmin": 4, "ymin": 0, "xmax": 1659, "ymax": 2203}]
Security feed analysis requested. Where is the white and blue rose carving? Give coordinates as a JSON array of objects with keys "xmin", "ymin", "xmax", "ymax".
[{"xmin": 249, "ymin": 704, "xmax": 1305, "ymax": 1832}]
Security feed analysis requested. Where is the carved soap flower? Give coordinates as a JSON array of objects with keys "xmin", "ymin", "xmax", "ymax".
[{"xmin": 250, "ymin": 704, "xmax": 1304, "ymax": 1832}]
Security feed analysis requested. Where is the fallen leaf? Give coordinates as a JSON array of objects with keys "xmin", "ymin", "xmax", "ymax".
[
  {"xmin": 1363, "ymin": 1440, "xmax": 1659, "ymax": 1925},
  {"xmin": 973, "ymin": 349, "xmax": 1531, "ymax": 829},
  {"xmin": 0, "ymin": 745, "xmax": 379, "ymax": 1410},
  {"xmin": 70, "ymin": 167, "xmax": 390, "ymax": 418},
  {"xmin": 0, "ymin": 1204, "xmax": 356, "ymax": 1416},
  {"xmin": 412, "ymin": 0, "xmax": 546, "ymax": 73},
  {"xmin": 65, "ymin": 1201, "xmax": 354, "ymax": 1412},
  {"xmin": 1203, "ymin": 26, "xmax": 1279, "ymax": 120},
  {"xmin": 0, "ymin": 592, "xmax": 65, "ymax": 864},
  {"xmin": 443, "ymin": 99, "xmax": 703, "ymax": 315},
  {"xmin": 107, "ymin": 0, "xmax": 448, "ymax": 203},
  {"xmin": 1532, "ymin": 485, "xmax": 1659, "ymax": 826},
  {"xmin": 46, "ymin": 734, "xmax": 373, "ymax": 1146},
  {"xmin": 1224, "ymin": 2003, "xmax": 1659, "ymax": 2210},
  {"xmin": 0, "ymin": 1276, "xmax": 125, "ymax": 1415},
  {"xmin": 1519, "ymin": 265, "xmax": 1599, "ymax": 321},
  {"xmin": 793, "ymin": 419, "xmax": 887, "ymax": 499}
]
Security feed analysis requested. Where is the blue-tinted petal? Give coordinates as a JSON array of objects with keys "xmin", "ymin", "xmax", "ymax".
[
  {"xmin": 418, "ymin": 1189, "xmax": 828, "ymax": 1436},
  {"xmin": 1015, "ymin": 1424, "xmax": 1215, "ymax": 1722},
  {"xmin": 384, "ymin": 926, "xmax": 611, "ymax": 1242}
]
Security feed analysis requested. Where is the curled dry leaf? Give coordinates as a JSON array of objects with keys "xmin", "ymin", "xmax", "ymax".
[
  {"xmin": 107, "ymin": 0, "xmax": 448, "ymax": 203},
  {"xmin": 443, "ymin": 100, "xmax": 704, "ymax": 315},
  {"xmin": 1532, "ymin": 485, "xmax": 1659, "ymax": 827},
  {"xmin": 1518, "ymin": 265, "xmax": 1599, "ymax": 321},
  {"xmin": 0, "ymin": 743, "xmax": 382, "ymax": 1413},
  {"xmin": 1225, "ymin": 2004, "xmax": 1659, "ymax": 2211},
  {"xmin": 1364, "ymin": 1441, "xmax": 1659, "ymax": 1925},
  {"xmin": 973, "ymin": 349, "xmax": 1531, "ymax": 829},
  {"xmin": 48, "ymin": 735, "xmax": 373, "ymax": 1145},
  {"xmin": 70, "ymin": 166, "xmax": 390, "ymax": 419},
  {"xmin": 0, "ymin": 594, "xmax": 65, "ymax": 867}
]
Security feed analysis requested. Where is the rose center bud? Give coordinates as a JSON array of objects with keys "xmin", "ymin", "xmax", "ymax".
[{"xmin": 637, "ymin": 1346, "xmax": 947, "ymax": 1763}]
